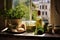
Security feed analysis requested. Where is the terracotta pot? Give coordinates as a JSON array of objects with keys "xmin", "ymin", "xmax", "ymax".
[
  {"xmin": 7, "ymin": 19, "xmax": 22, "ymax": 30},
  {"xmin": 10, "ymin": 19, "xmax": 21, "ymax": 25}
]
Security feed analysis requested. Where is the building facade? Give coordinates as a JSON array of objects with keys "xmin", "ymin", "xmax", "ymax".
[{"xmin": 32, "ymin": 0, "xmax": 51, "ymax": 23}]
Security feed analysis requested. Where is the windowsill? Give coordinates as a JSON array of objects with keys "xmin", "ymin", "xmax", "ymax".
[
  {"xmin": 1, "ymin": 27, "xmax": 45, "ymax": 37},
  {"xmin": 0, "ymin": 27, "xmax": 60, "ymax": 37},
  {"xmin": 12, "ymin": 32, "xmax": 45, "ymax": 37}
]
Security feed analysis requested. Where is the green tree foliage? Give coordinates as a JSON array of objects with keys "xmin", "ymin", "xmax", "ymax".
[
  {"xmin": 20, "ymin": 3, "xmax": 30, "ymax": 20},
  {"xmin": 32, "ymin": 2, "xmax": 38, "ymax": 20},
  {"xmin": 6, "ymin": 3, "xmax": 29, "ymax": 19},
  {"xmin": 32, "ymin": 10, "xmax": 37, "ymax": 20}
]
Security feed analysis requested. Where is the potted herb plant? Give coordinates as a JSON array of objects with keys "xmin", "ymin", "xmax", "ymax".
[{"xmin": 5, "ymin": 4, "xmax": 28, "ymax": 32}]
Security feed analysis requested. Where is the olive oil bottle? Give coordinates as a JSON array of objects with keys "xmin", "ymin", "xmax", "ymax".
[{"xmin": 35, "ymin": 16, "xmax": 44, "ymax": 35}]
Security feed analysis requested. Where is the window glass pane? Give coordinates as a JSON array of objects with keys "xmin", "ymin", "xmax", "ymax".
[
  {"xmin": 42, "ymin": 5, "xmax": 44, "ymax": 9},
  {"xmin": 38, "ymin": 10, "xmax": 41, "ymax": 16},
  {"xmin": 32, "ymin": 0, "xmax": 39, "ymax": 1},
  {"xmin": 40, "ymin": 5, "xmax": 41, "ymax": 9},
  {"xmin": 13, "ymin": 0, "xmax": 19, "ymax": 8},
  {"xmin": 42, "ymin": 11, "xmax": 44, "ymax": 15},
  {"xmin": 45, "ymin": 5, "xmax": 47, "ymax": 9},
  {"xmin": 13, "ymin": 0, "xmax": 30, "ymax": 20},
  {"xmin": 45, "ymin": 11, "xmax": 47, "ymax": 15},
  {"xmin": 12, "ymin": 0, "xmax": 38, "ymax": 21}
]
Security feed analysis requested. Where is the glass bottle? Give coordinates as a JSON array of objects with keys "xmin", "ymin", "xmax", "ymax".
[{"xmin": 35, "ymin": 16, "xmax": 44, "ymax": 35}]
